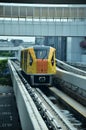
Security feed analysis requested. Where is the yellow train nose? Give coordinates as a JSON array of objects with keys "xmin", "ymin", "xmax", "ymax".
[{"xmin": 36, "ymin": 59, "xmax": 48, "ymax": 73}]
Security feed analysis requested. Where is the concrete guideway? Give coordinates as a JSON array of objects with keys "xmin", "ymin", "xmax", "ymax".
[
  {"xmin": 0, "ymin": 46, "xmax": 24, "ymax": 51},
  {"xmin": 50, "ymin": 87, "xmax": 86, "ymax": 119},
  {"xmin": 8, "ymin": 60, "xmax": 48, "ymax": 130},
  {"xmin": 56, "ymin": 65, "xmax": 86, "ymax": 92},
  {"xmin": 55, "ymin": 62, "xmax": 86, "ymax": 106},
  {"xmin": 7, "ymin": 59, "xmax": 86, "ymax": 130},
  {"xmin": 56, "ymin": 59, "xmax": 86, "ymax": 76}
]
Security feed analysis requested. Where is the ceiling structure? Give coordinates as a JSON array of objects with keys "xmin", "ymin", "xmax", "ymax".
[
  {"xmin": 0, "ymin": 4, "xmax": 86, "ymax": 19},
  {"xmin": 0, "ymin": 0, "xmax": 85, "ymax": 4}
]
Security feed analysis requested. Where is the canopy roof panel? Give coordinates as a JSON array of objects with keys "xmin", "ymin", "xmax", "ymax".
[{"xmin": 0, "ymin": 3, "xmax": 86, "ymax": 19}]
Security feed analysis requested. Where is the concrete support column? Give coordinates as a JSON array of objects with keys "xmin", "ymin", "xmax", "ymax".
[
  {"xmin": 15, "ymin": 51, "xmax": 20, "ymax": 60},
  {"xmin": 66, "ymin": 37, "xmax": 83, "ymax": 63}
]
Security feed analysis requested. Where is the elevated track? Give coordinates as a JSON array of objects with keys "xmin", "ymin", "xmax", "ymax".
[
  {"xmin": 8, "ymin": 60, "xmax": 48, "ymax": 130},
  {"xmin": 56, "ymin": 59, "xmax": 86, "ymax": 76},
  {"xmin": 8, "ymin": 59, "xmax": 86, "ymax": 130},
  {"xmin": 55, "ymin": 59, "xmax": 86, "ymax": 105}
]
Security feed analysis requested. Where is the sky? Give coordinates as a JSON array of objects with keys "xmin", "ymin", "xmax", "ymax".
[{"xmin": 0, "ymin": 36, "xmax": 35, "ymax": 42}]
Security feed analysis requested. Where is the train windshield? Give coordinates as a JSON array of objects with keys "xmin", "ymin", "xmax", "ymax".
[{"xmin": 34, "ymin": 48, "xmax": 49, "ymax": 59}]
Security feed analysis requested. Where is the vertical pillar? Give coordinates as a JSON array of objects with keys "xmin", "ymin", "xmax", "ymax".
[{"xmin": 15, "ymin": 51, "xmax": 20, "ymax": 60}]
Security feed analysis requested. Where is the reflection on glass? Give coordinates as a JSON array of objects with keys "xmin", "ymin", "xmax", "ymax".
[{"xmin": 34, "ymin": 48, "xmax": 49, "ymax": 59}]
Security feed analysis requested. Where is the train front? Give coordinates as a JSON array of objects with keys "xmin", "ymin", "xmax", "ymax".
[{"xmin": 30, "ymin": 46, "xmax": 56, "ymax": 86}]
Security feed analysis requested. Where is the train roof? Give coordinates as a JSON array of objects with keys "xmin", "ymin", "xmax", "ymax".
[
  {"xmin": 34, "ymin": 45, "xmax": 51, "ymax": 49},
  {"xmin": 22, "ymin": 45, "xmax": 55, "ymax": 51}
]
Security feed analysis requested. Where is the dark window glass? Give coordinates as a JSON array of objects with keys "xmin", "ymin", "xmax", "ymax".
[
  {"xmin": 29, "ymin": 52, "xmax": 33, "ymax": 65},
  {"xmin": 34, "ymin": 48, "xmax": 49, "ymax": 59},
  {"xmin": 51, "ymin": 52, "xmax": 54, "ymax": 66}
]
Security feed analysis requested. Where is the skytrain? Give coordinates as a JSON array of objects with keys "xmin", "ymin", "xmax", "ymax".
[{"xmin": 20, "ymin": 45, "xmax": 56, "ymax": 86}]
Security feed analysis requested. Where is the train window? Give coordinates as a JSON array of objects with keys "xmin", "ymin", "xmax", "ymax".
[
  {"xmin": 51, "ymin": 52, "xmax": 54, "ymax": 66},
  {"xmin": 20, "ymin": 51, "xmax": 23, "ymax": 67},
  {"xmin": 24, "ymin": 51, "xmax": 27, "ymax": 60},
  {"xmin": 29, "ymin": 52, "xmax": 33, "ymax": 65},
  {"xmin": 24, "ymin": 51, "xmax": 28, "ymax": 71},
  {"xmin": 34, "ymin": 48, "xmax": 49, "ymax": 59}
]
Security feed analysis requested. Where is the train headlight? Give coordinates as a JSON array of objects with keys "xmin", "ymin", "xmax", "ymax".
[{"xmin": 39, "ymin": 77, "xmax": 46, "ymax": 82}]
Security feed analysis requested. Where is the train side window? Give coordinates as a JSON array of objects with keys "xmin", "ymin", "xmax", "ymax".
[
  {"xmin": 25, "ymin": 51, "xmax": 27, "ymax": 60},
  {"xmin": 21, "ymin": 51, "xmax": 23, "ymax": 67},
  {"xmin": 51, "ymin": 52, "xmax": 54, "ymax": 66},
  {"xmin": 24, "ymin": 51, "xmax": 27, "ymax": 71},
  {"xmin": 29, "ymin": 52, "xmax": 33, "ymax": 66}
]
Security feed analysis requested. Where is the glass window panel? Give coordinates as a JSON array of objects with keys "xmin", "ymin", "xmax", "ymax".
[
  {"xmin": 34, "ymin": 48, "xmax": 49, "ymax": 59},
  {"xmin": 5, "ymin": 6, "xmax": 11, "ymax": 17},
  {"xmin": 78, "ymin": 8, "xmax": 86, "ymax": 18},
  {"xmin": 63, "ymin": 7, "xmax": 70, "ymax": 18},
  {"xmin": 0, "ymin": 6, "xmax": 3, "ymax": 17},
  {"xmin": 33, "ymin": 7, "xmax": 40, "ymax": 18},
  {"xmin": 48, "ymin": 7, "xmax": 55, "ymax": 18},
  {"xmin": 41, "ymin": 7, "xmax": 48, "ymax": 18},
  {"xmin": 12, "ymin": 6, "xmax": 19, "ymax": 17},
  {"xmin": 20, "ymin": 6, "xmax": 26, "ymax": 18},
  {"xmin": 84, "ymin": 8, "xmax": 86, "ymax": 18},
  {"xmin": 27, "ymin": 7, "xmax": 33, "ymax": 18},
  {"xmin": 70, "ymin": 8, "xmax": 77, "ymax": 18},
  {"xmin": 55, "ymin": 8, "xmax": 62, "ymax": 18}
]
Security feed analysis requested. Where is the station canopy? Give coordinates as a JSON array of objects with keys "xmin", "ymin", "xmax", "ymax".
[{"xmin": 0, "ymin": 3, "xmax": 86, "ymax": 19}]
